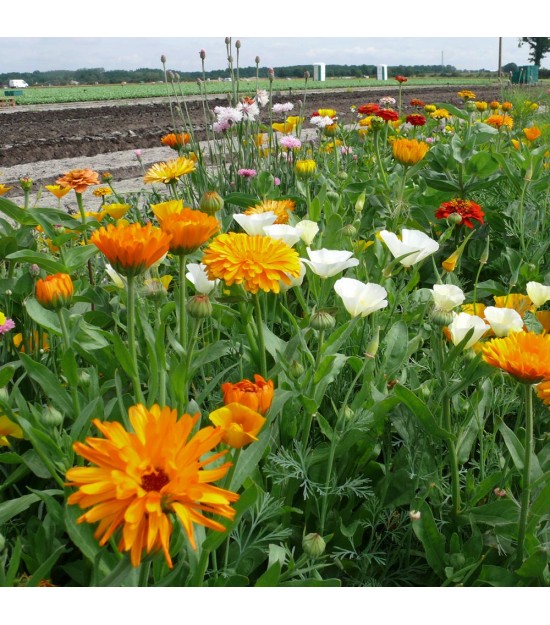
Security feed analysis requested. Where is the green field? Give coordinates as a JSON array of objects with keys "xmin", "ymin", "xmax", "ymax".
[{"xmin": 4, "ymin": 77, "xmax": 511, "ymax": 105}]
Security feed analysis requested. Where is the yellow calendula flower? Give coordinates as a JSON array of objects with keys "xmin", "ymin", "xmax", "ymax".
[
  {"xmin": 475, "ymin": 101, "xmax": 488, "ymax": 112},
  {"xmin": 92, "ymin": 186, "xmax": 113, "ymax": 198},
  {"xmin": 424, "ymin": 104, "xmax": 437, "ymax": 113},
  {"xmin": 392, "ymin": 138, "xmax": 430, "ymax": 166},
  {"xmin": 295, "ymin": 159, "xmax": 317, "ymax": 179},
  {"xmin": 493, "ymin": 293, "xmax": 533, "ymax": 318},
  {"xmin": 245, "ymin": 199, "xmax": 296, "ymax": 225},
  {"xmin": 143, "ymin": 156, "xmax": 196, "ymax": 185},
  {"xmin": 458, "ymin": 90, "xmax": 476, "ymax": 101}
]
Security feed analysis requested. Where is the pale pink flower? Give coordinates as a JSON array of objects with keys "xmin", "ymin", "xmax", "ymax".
[
  {"xmin": 256, "ymin": 89, "xmax": 269, "ymax": 107},
  {"xmin": 310, "ymin": 116, "xmax": 335, "ymax": 129},
  {"xmin": 274, "ymin": 177, "xmax": 281, "ymax": 186},
  {"xmin": 237, "ymin": 168, "xmax": 257, "ymax": 178},
  {"xmin": 214, "ymin": 106, "xmax": 243, "ymax": 125},
  {"xmin": 379, "ymin": 96, "xmax": 396, "ymax": 108},
  {"xmin": 279, "ymin": 136, "xmax": 301, "ymax": 150},
  {"xmin": 237, "ymin": 100, "xmax": 260, "ymax": 121},
  {"xmin": 341, "ymin": 146, "xmax": 353, "ymax": 155},
  {"xmin": 213, "ymin": 120, "xmax": 230, "ymax": 133},
  {"xmin": 0, "ymin": 316, "xmax": 15, "ymax": 335},
  {"xmin": 273, "ymin": 102, "xmax": 294, "ymax": 114}
]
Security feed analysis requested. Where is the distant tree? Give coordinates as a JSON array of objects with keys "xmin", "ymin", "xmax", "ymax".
[
  {"xmin": 518, "ymin": 38, "xmax": 550, "ymax": 66},
  {"xmin": 502, "ymin": 62, "xmax": 518, "ymax": 73}
]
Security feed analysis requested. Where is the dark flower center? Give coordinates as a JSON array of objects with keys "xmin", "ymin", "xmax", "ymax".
[{"xmin": 141, "ymin": 468, "xmax": 169, "ymax": 492}]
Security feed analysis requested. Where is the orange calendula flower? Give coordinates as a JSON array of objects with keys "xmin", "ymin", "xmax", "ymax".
[
  {"xmin": 56, "ymin": 168, "xmax": 100, "ymax": 193},
  {"xmin": 202, "ymin": 232, "xmax": 301, "ymax": 294},
  {"xmin": 536, "ymin": 380, "xmax": 550, "ymax": 408},
  {"xmin": 523, "ymin": 127, "xmax": 542, "ymax": 142},
  {"xmin": 536, "ymin": 310, "xmax": 550, "ymax": 332},
  {"xmin": 209, "ymin": 402, "xmax": 266, "ymax": 449},
  {"xmin": 482, "ymin": 331, "xmax": 550, "ymax": 383},
  {"xmin": 91, "ymin": 222, "xmax": 171, "ymax": 277},
  {"xmin": 161, "ymin": 132, "xmax": 191, "ymax": 149},
  {"xmin": 13, "ymin": 331, "xmax": 49, "ymax": 353},
  {"xmin": 500, "ymin": 101, "xmax": 513, "ymax": 112},
  {"xmin": 244, "ymin": 199, "xmax": 296, "ymax": 225},
  {"xmin": 493, "ymin": 293, "xmax": 533, "ymax": 318},
  {"xmin": 35, "ymin": 273, "xmax": 74, "ymax": 311},
  {"xmin": 392, "ymin": 138, "xmax": 429, "ymax": 166},
  {"xmin": 102, "ymin": 203, "xmax": 131, "ymax": 220},
  {"xmin": 45, "ymin": 184, "xmax": 72, "ymax": 199},
  {"xmin": 66, "ymin": 404, "xmax": 239, "ymax": 568},
  {"xmin": 0, "ymin": 183, "xmax": 12, "ymax": 196},
  {"xmin": 143, "ymin": 156, "xmax": 196, "ymax": 185},
  {"xmin": 485, "ymin": 115, "xmax": 514, "ymax": 130},
  {"xmin": 221, "ymin": 374, "xmax": 274, "ymax": 415},
  {"xmin": 159, "ymin": 208, "xmax": 220, "ymax": 256},
  {"xmin": 0, "ymin": 414, "xmax": 24, "ymax": 447}
]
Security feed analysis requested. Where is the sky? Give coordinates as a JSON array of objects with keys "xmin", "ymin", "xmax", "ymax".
[{"xmin": 1, "ymin": 2, "xmax": 546, "ymax": 74}]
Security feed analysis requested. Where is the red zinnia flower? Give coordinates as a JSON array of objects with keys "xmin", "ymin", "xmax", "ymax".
[
  {"xmin": 357, "ymin": 103, "xmax": 380, "ymax": 115},
  {"xmin": 376, "ymin": 108, "xmax": 399, "ymax": 122},
  {"xmin": 406, "ymin": 113, "xmax": 426, "ymax": 126},
  {"xmin": 409, "ymin": 99, "xmax": 425, "ymax": 108},
  {"xmin": 395, "ymin": 75, "xmax": 408, "ymax": 83},
  {"xmin": 435, "ymin": 198, "xmax": 485, "ymax": 229}
]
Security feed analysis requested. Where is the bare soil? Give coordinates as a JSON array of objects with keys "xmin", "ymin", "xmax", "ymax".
[{"xmin": 0, "ymin": 84, "xmax": 502, "ymax": 194}]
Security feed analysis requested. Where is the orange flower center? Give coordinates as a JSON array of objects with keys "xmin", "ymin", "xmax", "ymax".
[{"xmin": 141, "ymin": 468, "xmax": 169, "ymax": 492}]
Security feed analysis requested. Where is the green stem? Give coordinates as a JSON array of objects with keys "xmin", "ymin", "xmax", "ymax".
[
  {"xmin": 516, "ymin": 383, "xmax": 534, "ymax": 568},
  {"xmin": 75, "ymin": 192, "xmax": 88, "ymax": 244},
  {"xmin": 253, "ymin": 293, "xmax": 267, "ymax": 378},
  {"xmin": 57, "ymin": 309, "xmax": 81, "ymax": 419},
  {"xmin": 126, "ymin": 275, "xmax": 144, "ymax": 404},
  {"xmin": 181, "ymin": 319, "xmax": 201, "ymax": 414},
  {"xmin": 178, "ymin": 255, "xmax": 188, "ymax": 351}
]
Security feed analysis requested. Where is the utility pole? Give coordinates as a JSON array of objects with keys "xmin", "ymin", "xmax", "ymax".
[
  {"xmin": 441, "ymin": 50, "xmax": 444, "ymax": 68},
  {"xmin": 498, "ymin": 37, "xmax": 503, "ymax": 77}
]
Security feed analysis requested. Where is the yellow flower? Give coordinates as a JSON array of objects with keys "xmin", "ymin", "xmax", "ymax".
[
  {"xmin": 202, "ymin": 232, "xmax": 301, "ymax": 294},
  {"xmin": 511, "ymin": 139, "xmax": 521, "ymax": 150},
  {"xmin": 45, "ymin": 184, "xmax": 72, "ymax": 199},
  {"xmin": 482, "ymin": 332, "xmax": 550, "ymax": 383},
  {"xmin": 102, "ymin": 203, "xmax": 131, "ymax": 220},
  {"xmin": 91, "ymin": 222, "xmax": 171, "ymax": 277},
  {"xmin": 0, "ymin": 184, "xmax": 12, "ymax": 196},
  {"xmin": 295, "ymin": 159, "xmax": 317, "ymax": 179},
  {"xmin": 151, "ymin": 199, "xmax": 187, "ymax": 222},
  {"xmin": 143, "ymin": 156, "xmax": 196, "ymax": 185},
  {"xmin": 500, "ymin": 101, "xmax": 513, "ymax": 112},
  {"xmin": 0, "ymin": 414, "xmax": 24, "ymax": 447},
  {"xmin": 254, "ymin": 133, "xmax": 267, "ymax": 147},
  {"xmin": 13, "ymin": 331, "xmax": 49, "ymax": 353},
  {"xmin": 424, "ymin": 104, "xmax": 437, "ymax": 113},
  {"xmin": 458, "ymin": 90, "xmax": 476, "ymax": 100},
  {"xmin": 523, "ymin": 127, "xmax": 542, "ymax": 142},
  {"xmin": 536, "ymin": 380, "xmax": 550, "ymax": 407},
  {"xmin": 66, "ymin": 404, "xmax": 239, "ymax": 568},
  {"xmin": 322, "ymin": 139, "xmax": 343, "ymax": 153},
  {"xmin": 462, "ymin": 303, "xmax": 487, "ymax": 318},
  {"xmin": 536, "ymin": 310, "xmax": 550, "ymax": 332},
  {"xmin": 442, "ymin": 250, "xmax": 460, "ymax": 273},
  {"xmin": 392, "ymin": 138, "xmax": 429, "ymax": 166},
  {"xmin": 430, "ymin": 108, "xmax": 451, "ymax": 120},
  {"xmin": 475, "ymin": 101, "xmax": 488, "ymax": 112},
  {"xmin": 245, "ymin": 199, "xmax": 296, "ymax": 225},
  {"xmin": 317, "ymin": 108, "xmax": 337, "ymax": 118},
  {"xmin": 209, "ymin": 402, "xmax": 266, "ymax": 449},
  {"xmin": 359, "ymin": 116, "xmax": 374, "ymax": 127},
  {"xmin": 272, "ymin": 121, "xmax": 296, "ymax": 134},
  {"xmin": 493, "ymin": 293, "xmax": 533, "ymax": 318},
  {"xmin": 92, "ymin": 186, "xmax": 113, "ymax": 198},
  {"xmin": 323, "ymin": 123, "xmax": 338, "ymax": 136}
]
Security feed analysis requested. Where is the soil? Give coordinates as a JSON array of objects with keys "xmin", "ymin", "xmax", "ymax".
[{"xmin": 0, "ymin": 84, "xmax": 502, "ymax": 200}]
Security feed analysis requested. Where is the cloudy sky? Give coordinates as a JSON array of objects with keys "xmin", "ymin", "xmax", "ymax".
[{"xmin": 1, "ymin": 3, "xmax": 544, "ymax": 74}]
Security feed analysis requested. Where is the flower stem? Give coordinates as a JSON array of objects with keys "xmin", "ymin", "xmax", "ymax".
[
  {"xmin": 516, "ymin": 383, "xmax": 534, "ymax": 568},
  {"xmin": 253, "ymin": 292, "xmax": 267, "ymax": 378},
  {"xmin": 126, "ymin": 275, "xmax": 144, "ymax": 404},
  {"xmin": 57, "ymin": 309, "xmax": 81, "ymax": 420},
  {"xmin": 178, "ymin": 255, "xmax": 188, "ymax": 351}
]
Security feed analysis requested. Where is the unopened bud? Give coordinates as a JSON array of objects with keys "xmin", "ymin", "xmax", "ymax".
[
  {"xmin": 199, "ymin": 49, "xmax": 206, "ymax": 60},
  {"xmin": 341, "ymin": 223, "xmax": 357, "ymax": 238},
  {"xmin": 465, "ymin": 101, "xmax": 477, "ymax": 112},
  {"xmin": 494, "ymin": 487, "xmax": 507, "ymax": 497},
  {"xmin": 290, "ymin": 359, "xmax": 305, "ymax": 380},
  {"xmin": 268, "ymin": 68, "xmax": 275, "ymax": 82},
  {"xmin": 430, "ymin": 308, "xmax": 454, "ymax": 327},
  {"xmin": 370, "ymin": 116, "xmax": 385, "ymax": 131},
  {"xmin": 310, "ymin": 310, "xmax": 335, "ymax": 331},
  {"xmin": 29, "ymin": 263, "xmax": 40, "ymax": 277},
  {"xmin": 355, "ymin": 191, "xmax": 366, "ymax": 214},
  {"xmin": 302, "ymin": 532, "xmax": 326, "ymax": 558},
  {"xmin": 187, "ymin": 294, "xmax": 213, "ymax": 319},
  {"xmin": 78, "ymin": 370, "xmax": 91, "ymax": 388},
  {"xmin": 365, "ymin": 326, "xmax": 380, "ymax": 359},
  {"xmin": 235, "ymin": 40, "xmax": 241, "ymax": 49},
  {"xmin": 480, "ymin": 236, "xmax": 490, "ymax": 265},
  {"xmin": 409, "ymin": 510, "xmax": 421, "ymax": 521},
  {"xmin": 225, "ymin": 37, "xmax": 231, "ymax": 45},
  {"xmin": 160, "ymin": 55, "xmax": 167, "ymax": 64},
  {"xmin": 0, "ymin": 388, "xmax": 9, "ymax": 403},
  {"xmin": 304, "ymin": 71, "xmax": 310, "ymax": 80},
  {"xmin": 227, "ymin": 55, "xmax": 233, "ymax": 64},
  {"xmin": 446, "ymin": 213, "xmax": 463, "ymax": 226},
  {"xmin": 43, "ymin": 405, "xmax": 63, "ymax": 427},
  {"xmin": 255, "ymin": 56, "xmax": 260, "ymax": 65},
  {"xmin": 199, "ymin": 190, "xmax": 224, "ymax": 215}
]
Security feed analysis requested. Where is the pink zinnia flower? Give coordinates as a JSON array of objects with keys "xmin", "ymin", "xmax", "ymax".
[
  {"xmin": 274, "ymin": 177, "xmax": 281, "ymax": 186},
  {"xmin": 237, "ymin": 169, "xmax": 257, "ymax": 178},
  {"xmin": 279, "ymin": 136, "xmax": 302, "ymax": 150},
  {"xmin": 0, "ymin": 313, "xmax": 15, "ymax": 335}
]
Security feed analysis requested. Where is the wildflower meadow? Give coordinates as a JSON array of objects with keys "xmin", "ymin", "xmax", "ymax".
[{"xmin": 2, "ymin": 38, "xmax": 550, "ymax": 590}]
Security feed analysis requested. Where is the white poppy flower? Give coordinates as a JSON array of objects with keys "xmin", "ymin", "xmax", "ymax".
[
  {"xmin": 295, "ymin": 220, "xmax": 319, "ymax": 245},
  {"xmin": 279, "ymin": 261, "xmax": 306, "ymax": 293},
  {"xmin": 526, "ymin": 281, "xmax": 550, "ymax": 307},
  {"xmin": 448, "ymin": 312, "xmax": 489, "ymax": 349},
  {"xmin": 263, "ymin": 224, "xmax": 301, "ymax": 247},
  {"xmin": 233, "ymin": 211, "xmax": 277, "ymax": 235},
  {"xmin": 379, "ymin": 229, "xmax": 440, "ymax": 267},
  {"xmin": 105, "ymin": 264, "xmax": 126, "ymax": 288},
  {"xmin": 334, "ymin": 278, "xmax": 388, "ymax": 318},
  {"xmin": 431, "ymin": 284, "xmax": 465, "ymax": 312},
  {"xmin": 483, "ymin": 306, "xmax": 524, "ymax": 337},
  {"xmin": 186, "ymin": 262, "xmax": 219, "ymax": 294},
  {"xmin": 302, "ymin": 248, "xmax": 360, "ymax": 278}
]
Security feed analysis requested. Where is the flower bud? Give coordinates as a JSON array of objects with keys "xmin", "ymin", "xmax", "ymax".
[
  {"xmin": 430, "ymin": 309, "xmax": 455, "ymax": 326},
  {"xmin": 465, "ymin": 101, "xmax": 477, "ymax": 112},
  {"xmin": 309, "ymin": 310, "xmax": 335, "ymax": 331},
  {"xmin": 302, "ymin": 532, "xmax": 326, "ymax": 558},
  {"xmin": 227, "ymin": 55, "xmax": 233, "ymax": 64},
  {"xmin": 187, "ymin": 294, "xmax": 213, "ymax": 318},
  {"xmin": 225, "ymin": 37, "xmax": 231, "ymax": 45},
  {"xmin": 29, "ymin": 263, "xmax": 40, "ymax": 278},
  {"xmin": 289, "ymin": 359, "xmax": 305, "ymax": 380},
  {"xmin": 20, "ymin": 177, "xmax": 33, "ymax": 191},
  {"xmin": 255, "ymin": 56, "xmax": 260, "ymax": 65},
  {"xmin": 43, "ymin": 405, "xmax": 63, "ymax": 427},
  {"xmin": 160, "ymin": 55, "xmax": 167, "ymax": 64},
  {"xmin": 446, "ymin": 212, "xmax": 463, "ymax": 226},
  {"xmin": 341, "ymin": 223, "xmax": 357, "ymax": 238},
  {"xmin": 365, "ymin": 326, "xmax": 380, "ymax": 359},
  {"xmin": 235, "ymin": 40, "xmax": 241, "ymax": 49},
  {"xmin": 199, "ymin": 49, "xmax": 206, "ymax": 60},
  {"xmin": 409, "ymin": 510, "xmax": 421, "ymax": 521},
  {"xmin": 268, "ymin": 68, "xmax": 275, "ymax": 82},
  {"xmin": 0, "ymin": 388, "xmax": 9, "ymax": 403},
  {"xmin": 78, "ymin": 370, "xmax": 91, "ymax": 388},
  {"xmin": 35, "ymin": 273, "xmax": 74, "ymax": 311},
  {"xmin": 199, "ymin": 190, "xmax": 224, "ymax": 215},
  {"xmin": 369, "ymin": 116, "xmax": 385, "ymax": 131}
]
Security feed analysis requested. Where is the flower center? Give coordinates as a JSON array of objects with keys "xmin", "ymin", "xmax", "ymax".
[{"xmin": 141, "ymin": 468, "xmax": 169, "ymax": 492}]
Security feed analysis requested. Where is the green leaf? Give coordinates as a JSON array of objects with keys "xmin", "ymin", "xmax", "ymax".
[
  {"xmin": 410, "ymin": 500, "xmax": 447, "ymax": 577},
  {"xmin": 515, "ymin": 549, "xmax": 548, "ymax": 579},
  {"xmin": 380, "ymin": 321, "xmax": 408, "ymax": 378},
  {"xmin": 24, "ymin": 297, "xmax": 62, "ymax": 335},
  {"xmin": 469, "ymin": 499, "xmax": 518, "ymax": 526},
  {"xmin": 64, "ymin": 245, "xmax": 98, "ymax": 272},
  {"xmin": 6, "ymin": 249, "xmax": 67, "ymax": 274},
  {"xmin": 0, "ymin": 493, "xmax": 43, "ymax": 525},
  {"xmin": 222, "ymin": 192, "xmax": 259, "ymax": 209},
  {"xmin": 64, "ymin": 501, "xmax": 111, "ymax": 576},
  {"xmin": 255, "ymin": 561, "xmax": 281, "ymax": 587},
  {"xmin": 26, "ymin": 545, "xmax": 68, "ymax": 587},
  {"xmin": 107, "ymin": 332, "xmax": 137, "ymax": 379},
  {"xmin": 0, "ymin": 365, "xmax": 15, "ymax": 387},
  {"xmin": 321, "ymin": 317, "xmax": 359, "ymax": 356},
  {"xmin": 394, "ymin": 384, "xmax": 452, "ymax": 441},
  {"xmin": 280, "ymin": 578, "xmax": 341, "ymax": 587},
  {"xmin": 0, "ymin": 197, "xmax": 37, "ymax": 225},
  {"xmin": 498, "ymin": 421, "xmax": 543, "ymax": 482},
  {"xmin": 19, "ymin": 353, "xmax": 73, "ymax": 414}
]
